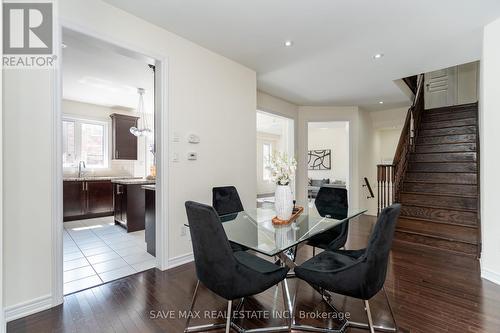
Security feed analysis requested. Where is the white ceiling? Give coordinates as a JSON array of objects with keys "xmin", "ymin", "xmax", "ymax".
[
  {"xmin": 103, "ymin": 0, "xmax": 500, "ymax": 110},
  {"xmin": 62, "ymin": 29, "xmax": 154, "ymax": 111}
]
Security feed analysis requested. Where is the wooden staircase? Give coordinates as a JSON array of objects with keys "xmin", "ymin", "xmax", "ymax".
[
  {"xmin": 377, "ymin": 74, "xmax": 480, "ymax": 257},
  {"xmin": 395, "ymin": 103, "xmax": 480, "ymax": 256}
]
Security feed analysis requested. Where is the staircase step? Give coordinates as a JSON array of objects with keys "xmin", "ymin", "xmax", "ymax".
[
  {"xmin": 420, "ymin": 117, "xmax": 477, "ymax": 130},
  {"xmin": 400, "ymin": 192, "xmax": 478, "ymax": 211},
  {"xmin": 405, "ymin": 172, "xmax": 477, "ymax": 184},
  {"xmin": 394, "ymin": 231, "xmax": 477, "ymax": 256},
  {"xmin": 422, "ymin": 110, "xmax": 477, "ymax": 122},
  {"xmin": 397, "ymin": 217, "xmax": 478, "ymax": 244},
  {"xmin": 402, "ymin": 182, "xmax": 478, "ymax": 196},
  {"xmin": 414, "ymin": 142, "xmax": 476, "ymax": 153},
  {"xmin": 424, "ymin": 103, "xmax": 478, "ymax": 115},
  {"xmin": 410, "ymin": 152, "xmax": 476, "ymax": 163},
  {"xmin": 419, "ymin": 125, "xmax": 476, "ymax": 137},
  {"xmin": 400, "ymin": 205, "xmax": 477, "ymax": 226},
  {"xmin": 408, "ymin": 162, "xmax": 477, "ymax": 173},
  {"xmin": 417, "ymin": 134, "xmax": 476, "ymax": 145}
]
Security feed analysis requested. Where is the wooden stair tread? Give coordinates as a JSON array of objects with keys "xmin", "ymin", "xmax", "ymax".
[
  {"xmin": 400, "ymin": 190, "xmax": 477, "ymax": 199},
  {"xmin": 400, "ymin": 205, "xmax": 478, "ymax": 226},
  {"xmin": 398, "ymin": 215, "xmax": 477, "ymax": 228},
  {"xmin": 398, "ymin": 201, "xmax": 477, "ymax": 213},
  {"xmin": 424, "ymin": 102, "xmax": 478, "ymax": 114},
  {"xmin": 396, "ymin": 227, "xmax": 478, "ymax": 245}
]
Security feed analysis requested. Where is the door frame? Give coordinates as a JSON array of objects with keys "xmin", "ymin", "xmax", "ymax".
[{"xmin": 52, "ymin": 19, "xmax": 170, "ymax": 305}]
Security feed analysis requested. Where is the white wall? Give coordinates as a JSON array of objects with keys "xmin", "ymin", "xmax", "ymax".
[
  {"xmin": 2, "ymin": 0, "xmax": 256, "ymax": 317},
  {"xmin": 308, "ymin": 124, "xmax": 349, "ymax": 183},
  {"xmin": 480, "ymin": 17, "xmax": 500, "ymax": 285}
]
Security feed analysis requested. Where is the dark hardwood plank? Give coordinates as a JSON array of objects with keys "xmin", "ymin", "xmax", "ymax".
[
  {"xmin": 400, "ymin": 205, "xmax": 478, "ymax": 226},
  {"xmin": 7, "ymin": 216, "xmax": 500, "ymax": 333}
]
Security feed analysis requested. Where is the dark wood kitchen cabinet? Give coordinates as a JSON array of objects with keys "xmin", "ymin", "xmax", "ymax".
[
  {"xmin": 63, "ymin": 180, "xmax": 114, "ymax": 221},
  {"xmin": 110, "ymin": 113, "xmax": 139, "ymax": 160},
  {"xmin": 113, "ymin": 183, "xmax": 145, "ymax": 233}
]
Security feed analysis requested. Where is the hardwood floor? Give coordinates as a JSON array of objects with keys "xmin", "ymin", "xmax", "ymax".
[{"xmin": 8, "ymin": 215, "xmax": 500, "ymax": 333}]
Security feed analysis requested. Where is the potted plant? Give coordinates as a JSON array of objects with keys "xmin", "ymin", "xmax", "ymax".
[{"xmin": 269, "ymin": 152, "xmax": 297, "ymax": 220}]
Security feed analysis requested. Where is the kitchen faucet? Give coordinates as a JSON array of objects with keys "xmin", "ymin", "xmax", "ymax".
[{"xmin": 78, "ymin": 161, "xmax": 86, "ymax": 178}]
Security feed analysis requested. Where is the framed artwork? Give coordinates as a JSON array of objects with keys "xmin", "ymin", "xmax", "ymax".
[{"xmin": 308, "ymin": 149, "xmax": 331, "ymax": 170}]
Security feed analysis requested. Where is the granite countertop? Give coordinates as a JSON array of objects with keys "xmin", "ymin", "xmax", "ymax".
[
  {"xmin": 141, "ymin": 184, "xmax": 156, "ymax": 191},
  {"xmin": 111, "ymin": 178, "xmax": 156, "ymax": 185},
  {"xmin": 63, "ymin": 176, "xmax": 141, "ymax": 181}
]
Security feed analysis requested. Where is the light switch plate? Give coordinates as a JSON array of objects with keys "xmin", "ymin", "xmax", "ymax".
[{"xmin": 187, "ymin": 152, "xmax": 197, "ymax": 160}]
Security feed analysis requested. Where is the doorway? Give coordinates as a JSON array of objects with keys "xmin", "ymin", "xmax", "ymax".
[
  {"xmin": 307, "ymin": 121, "xmax": 350, "ymax": 205},
  {"xmin": 57, "ymin": 27, "xmax": 167, "ymax": 296},
  {"xmin": 256, "ymin": 111, "xmax": 295, "ymax": 208}
]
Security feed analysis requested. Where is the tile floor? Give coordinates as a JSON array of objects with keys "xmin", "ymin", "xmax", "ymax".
[{"xmin": 63, "ymin": 216, "xmax": 156, "ymax": 295}]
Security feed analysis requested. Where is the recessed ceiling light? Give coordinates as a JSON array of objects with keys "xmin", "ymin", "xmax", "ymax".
[
  {"xmin": 284, "ymin": 40, "xmax": 294, "ymax": 47},
  {"xmin": 373, "ymin": 53, "xmax": 384, "ymax": 59},
  {"xmin": 379, "ymin": 101, "xmax": 384, "ymax": 104}
]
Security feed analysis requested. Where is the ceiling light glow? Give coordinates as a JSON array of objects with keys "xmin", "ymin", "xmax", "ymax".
[
  {"xmin": 373, "ymin": 53, "xmax": 384, "ymax": 59},
  {"xmin": 379, "ymin": 101, "xmax": 384, "ymax": 104},
  {"xmin": 284, "ymin": 40, "xmax": 294, "ymax": 47}
]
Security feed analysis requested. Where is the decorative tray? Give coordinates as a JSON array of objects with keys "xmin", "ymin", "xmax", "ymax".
[{"xmin": 272, "ymin": 206, "xmax": 304, "ymax": 226}]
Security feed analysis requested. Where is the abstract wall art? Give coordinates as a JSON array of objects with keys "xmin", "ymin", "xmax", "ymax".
[{"xmin": 308, "ymin": 149, "xmax": 332, "ymax": 170}]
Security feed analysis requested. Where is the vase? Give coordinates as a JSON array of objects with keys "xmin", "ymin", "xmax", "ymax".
[{"xmin": 274, "ymin": 184, "xmax": 293, "ymax": 220}]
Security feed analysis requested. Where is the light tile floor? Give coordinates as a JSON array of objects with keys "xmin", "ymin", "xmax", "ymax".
[{"xmin": 63, "ymin": 216, "xmax": 156, "ymax": 295}]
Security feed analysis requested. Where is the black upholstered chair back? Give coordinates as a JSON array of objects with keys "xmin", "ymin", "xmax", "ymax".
[
  {"xmin": 185, "ymin": 201, "xmax": 238, "ymax": 294},
  {"xmin": 212, "ymin": 186, "xmax": 244, "ymax": 216},
  {"xmin": 361, "ymin": 204, "xmax": 401, "ymax": 298},
  {"xmin": 315, "ymin": 187, "xmax": 348, "ymax": 219}
]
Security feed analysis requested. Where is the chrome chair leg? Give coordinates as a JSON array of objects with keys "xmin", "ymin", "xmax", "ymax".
[
  {"xmin": 364, "ymin": 300, "xmax": 375, "ymax": 333},
  {"xmin": 226, "ymin": 300, "xmax": 233, "ymax": 333},
  {"xmin": 184, "ymin": 280, "xmax": 200, "ymax": 332},
  {"xmin": 383, "ymin": 286, "xmax": 398, "ymax": 330},
  {"xmin": 313, "ymin": 247, "xmax": 316, "ymax": 256}
]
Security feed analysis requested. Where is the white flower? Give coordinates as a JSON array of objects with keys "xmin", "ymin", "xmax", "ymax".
[{"xmin": 268, "ymin": 152, "xmax": 297, "ymax": 186}]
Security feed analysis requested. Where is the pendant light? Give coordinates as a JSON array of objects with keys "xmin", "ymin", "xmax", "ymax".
[{"xmin": 130, "ymin": 87, "xmax": 152, "ymax": 137}]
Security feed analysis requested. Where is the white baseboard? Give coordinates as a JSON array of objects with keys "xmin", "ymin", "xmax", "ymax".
[
  {"xmin": 4, "ymin": 294, "xmax": 53, "ymax": 322},
  {"xmin": 168, "ymin": 252, "xmax": 194, "ymax": 269},
  {"xmin": 481, "ymin": 267, "xmax": 500, "ymax": 285}
]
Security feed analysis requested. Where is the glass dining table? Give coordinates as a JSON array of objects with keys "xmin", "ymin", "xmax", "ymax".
[
  {"xmin": 215, "ymin": 204, "xmax": 369, "ymax": 333},
  {"xmin": 219, "ymin": 205, "xmax": 366, "ymax": 258}
]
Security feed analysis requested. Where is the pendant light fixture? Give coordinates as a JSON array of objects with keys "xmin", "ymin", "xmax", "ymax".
[{"xmin": 130, "ymin": 87, "xmax": 152, "ymax": 137}]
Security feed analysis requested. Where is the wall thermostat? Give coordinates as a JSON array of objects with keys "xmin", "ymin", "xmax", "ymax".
[
  {"xmin": 187, "ymin": 152, "xmax": 198, "ymax": 160},
  {"xmin": 188, "ymin": 134, "xmax": 200, "ymax": 143}
]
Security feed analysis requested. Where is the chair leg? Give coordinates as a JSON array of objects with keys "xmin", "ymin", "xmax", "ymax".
[
  {"xmin": 364, "ymin": 300, "xmax": 375, "ymax": 333},
  {"xmin": 225, "ymin": 300, "xmax": 233, "ymax": 333},
  {"xmin": 383, "ymin": 286, "xmax": 398, "ymax": 330},
  {"xmin": 184, "ymin": 280, "xmax": 200, "ymax": 332},
  {"xmin": 312, "ymin": 246, "xmax": 316, "ymax": 256}
]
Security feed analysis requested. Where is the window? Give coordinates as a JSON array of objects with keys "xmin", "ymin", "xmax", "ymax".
[
  {"xmin": 263, "ymin": 143, "xmax": 272, "ymax": 181},
  {"xmin": 63, "ymin": 117, "xmax": 109, "ymax": 168}
]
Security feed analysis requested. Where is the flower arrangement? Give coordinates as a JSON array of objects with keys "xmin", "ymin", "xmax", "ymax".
[{"xmin": 269, "ymin": 152, "xmax": 297, "ymax": 186}]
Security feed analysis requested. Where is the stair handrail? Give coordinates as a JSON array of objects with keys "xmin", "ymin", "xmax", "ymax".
[{"xmin": 393, "ymin": 74, "xmax": 425, "ymax": 202}]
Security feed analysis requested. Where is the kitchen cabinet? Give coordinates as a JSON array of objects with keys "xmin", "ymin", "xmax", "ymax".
[
  {"xmin": 144, "ymin": 186, "xmax": 156, "ymax": 256},
  {"xmin": 113, "ymin": 183, "xmax": 145, "ymax": 232},
  {"xmin": 63, "ymin": 180, "xmax": 114, "ymax": 221},
  {"xmin": 110, "ymin": 113, "xmax": 139, "ymax": 160}
]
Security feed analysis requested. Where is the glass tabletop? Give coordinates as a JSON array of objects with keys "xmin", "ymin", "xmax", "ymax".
[{"xmin": 220, "ymin": 205, "xmax": 367, "ymax": 257}]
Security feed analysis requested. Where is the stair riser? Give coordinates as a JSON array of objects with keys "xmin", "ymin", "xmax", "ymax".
[
  {"xmin": 400, "ymin": 193, "xmax": 478, "ymax": 210},
  {"xmin": 402, "ymin": 183, "xmax": 478, "ymax": 196},
  {"xmin": 405, "ymin": 172, "xmax": 477, "ymax": 184},
  {"xmin": 415, "ymin": 143, "xmax": 476, "ymax": 153},
  {"xmin": 400, "ymin": 205, "xmax": 477, "ymax": 225},
  {"xmin": 397, "ymin": 218, "xmax": 478, "ymax": 244},
  {"xmin": 425, "ymin": 103, "xmax": 478, "ymax": 115},
  {"xmin": 408, "ymin": 162, "xmax": 477, "ymax": 173},
  {"xmin": 422, "ymin": 110, "xmax": 477, "ymax": 122},
  {"xmin": 417, "ymin": 134, "xmax": 476, "ymax": 145},
  {"xmin": 410, "ymin": 152, "xmax": 476, "ymax": 163},
  {"xmin": 420, "ymin": 118, "xmax": 477, "ymax": 130},
  {"xmin": 395, "ymin": 231, "xmax": 478, "ymax": 255},
  {"xmin": 419, "ymin": 126, "xmax": 476, "ymax": 137}
]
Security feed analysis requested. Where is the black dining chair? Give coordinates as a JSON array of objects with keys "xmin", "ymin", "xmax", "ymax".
[
  {"xmin": 184, "ymin": 201, "xmax": 290, "ymax": 333},
  {"xmin": 307, "ymin": 187, "xmax": 349, "ymax": 255},
  {"xmin": 294, "ymin": 204, "xmax": 401, "ymax": 333},
  {"xmin": 212, "ymin": 186, "xmax": 244, "ymax": 216},
  {"xmin": 212, "ymin": 186, "xmax": 248, "ymax": 252}
]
